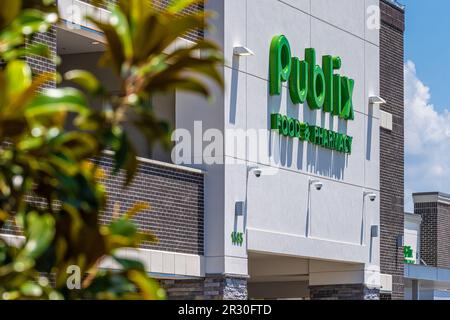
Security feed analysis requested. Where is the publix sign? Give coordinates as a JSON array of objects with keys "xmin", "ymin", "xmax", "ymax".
[{"xmin": 269, "ymin": 35, "xmax": 354, "ymax": 154}]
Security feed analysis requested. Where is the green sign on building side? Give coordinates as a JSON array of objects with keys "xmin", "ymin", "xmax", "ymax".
[
  {"xmin": 269, "ymin": 35, "xmax": 356, "ymax": 154},
  {"xmin": 404, "ymin": 245, "xmax": 415, "ymax": 264}
]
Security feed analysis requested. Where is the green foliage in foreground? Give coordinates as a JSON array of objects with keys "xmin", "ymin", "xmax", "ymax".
[{"xmin": 0, "ymin": 0, "xmax": 222, "ymax": 300}]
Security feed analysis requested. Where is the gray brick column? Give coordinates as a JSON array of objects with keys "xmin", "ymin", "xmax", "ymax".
[
  {"xmin": 379, "ymin": 0, "xmax": 405, "ymax": 300},
  {"xmin": 414, "ymin": 193, "xmax": 450, "ymax": 268},
  {"xmin": 309, "ymin": 284, "xmax": 380, "ymax": 300},
  {"xmin": 161, "ymin": 275, "xmax": 248, "ymax": 300}
]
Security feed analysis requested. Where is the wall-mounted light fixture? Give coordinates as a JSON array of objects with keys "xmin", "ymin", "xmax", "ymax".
[
  {"xmin": 397, "ymin": 235, "xmax": 404, "ymax": 248},
  {"xmin": 235, "ymin": 201, "xmax": 244, "ymax": 217},
  {"xmin": 233, "ymin": 46, "xmax": 255, "ymax": 57},
  {"xmin": 369, "ymin": 95, "xmax": 386, "ymax": 105},
  {"xmin": 371, "ymin": 225, "xmax": 379, "ymax": 238}
]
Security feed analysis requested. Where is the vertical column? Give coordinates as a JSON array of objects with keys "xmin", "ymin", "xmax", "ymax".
[
  {"xmin": 309, "ymin": 284, "xmax": 380, "ymax": 300},
  {"xmin": 161, "ymin": 275, "xmax": 248, "ymax": 300},
  {"xmin": 309, "ymin": 261, "xmax": 381, "ymax": 300},
  {"xmin": 414, "ymin": 192, "xmax": 450, "ymax": 269},
  {"xmin": 411, "ymin": 280, "xmax": 419, "ymax": 300},
  {"xmin": 379, "ymin": 0, "xmax": 406, "ymax": 300}
]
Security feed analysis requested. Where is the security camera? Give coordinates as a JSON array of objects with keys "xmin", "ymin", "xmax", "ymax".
[
  {"xmin": 364, "ymin": 192, "xmax": 377, "ymax": 202},
  {"xmin": 249, "ymin": 166, "xmax": 264, "ymax": 178},
  {"xmin": 310, "ymin": 180, "xmax": 323, "ymax": 191},
  {"xmin": 253, "ymin": 169, "xmax": 263, "ymax": 178},
  {"xmin": 313, "ymin": 182, "xmax": 323, "ymax": 191}
]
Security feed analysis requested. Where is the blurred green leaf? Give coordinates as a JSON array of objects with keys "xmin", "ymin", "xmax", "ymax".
[
  {"xmin": 5, "ymin": 60, "xmax": 32, "ymax": 98},
  {"xmin": 166, "ymin": 0, "xmax": 201, "ymax": 14},
  {"xmin": 65, "ymin": 70, "xmax": 103, "ymax": 95},
  {"xmin": 124, "ymin": 202, "xmax": 149, "ymax": 220},
  {"xmin": 109, "ymin": 6, "xmax": 133, "ymax": 61},
  {"xmin": 25, "ymin": 88, "xmax": 89, "ymax": 118},
  {"xmin": 114, "ymin": 256, "xmax": 145, "ymax": 271},
  {"xmin": 23, "ymin": 0, "xmax": 57, "ymax": 10},
  {"xmin": 88, "ymin": 19, "xmax": 125, "ymax": 75},
  {"xmin": 0, "ymin": 1, "xmax": 21, "ymax": 30},
  {"xmin": 128, "ymin": 270, "xmax": 166, "ymax": 300},
  {"xmin": 20, "ymin": 281, "xmax": 43, "ymax": 297},
  {"xmin": 3, "ymin": 43, "xmax": 51, "ymax": 61},
  {"xmin": 109, "ymin": 129, "xmax": 138, "ymax": 186},
  {"xmin": 108, "ymin": 218, "xmax": 138, "ymax": 239},
  {"xmin": 18, "ymin": 211, "xmax": 55, "ymax": 261},
  {"xmin": 0, "ymin": 210, "xmax": 9, "ymax": 222}
]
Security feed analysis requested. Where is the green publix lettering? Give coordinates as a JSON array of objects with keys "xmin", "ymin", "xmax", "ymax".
[
  {"xmin": 271, "ymin": 113, "xmax": 353, "ymax": 154},
  {"xmin": 269, "ymin": 35, "xmax": 355, "ymax": 155},
  {"xmin": 270, "ymin": 35, "xmax": 355, "ymax": 121}
]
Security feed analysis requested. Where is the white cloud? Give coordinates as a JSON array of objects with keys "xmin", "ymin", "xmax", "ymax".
[{"xmin": 404, "ymin": 60, "xmax": 450, "ymax": 211}]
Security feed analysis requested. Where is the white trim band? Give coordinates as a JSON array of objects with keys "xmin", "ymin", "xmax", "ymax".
[{"xmin": 102, "ymin": 150, "xmax": 205, "ymax": 175}]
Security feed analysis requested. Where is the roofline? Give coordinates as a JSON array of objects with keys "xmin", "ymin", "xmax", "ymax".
[
  {"xmin": 382, "ymin": 0, "xmax": 405, "ymax": 11},
  {"xmin": 413, "ymin": 192, "xmax": 450, "ymax": 198},
  {"xmin": 413, "ymin": 192, "xmax": 450, "ymax": 205},
  {"xmin": 405, "ymin": 264, "xmax": 450, "ymax": 284},
  {"xmin": 404, "ymin": 212, "xmax": 422, "ymax": 224}
]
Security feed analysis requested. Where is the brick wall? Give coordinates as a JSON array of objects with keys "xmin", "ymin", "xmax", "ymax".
[
  {"xmin": 437, "ymin": 202, "xmax": 450, "ymax": 267},
  {"xmin": 79, "ymin": 0, "xmax": 204, "ymax": 42},
  {"xmin": 26, "ymin": 27, "xmax": 57, "ymax": 89},
  {"xmin": 309, "ymin": 284, "xmax": 380, "ymax": 301},
  {"xmin": 416, "ymin": 202, "xmax": 438, "ymax": 266},
  {"xmin": 161, "ymin": 276, "xmax": 248, "ymax": 300},
  {"xmin": 415, "ymin": 199, "xmax": 450, "ymax": 268},
  {"xmin": 97, "ymin": 156, "xmax": 204, "ymax": 255},
  {"xmin": 1, "ymin": 156, "xmax": 205, "ymax": 256},
  {"xmin": 379, "ymin": 0, "xmax": 405, "ymax": 300},
  {"xmin": 0, "ymin": 28, "xmax": 57, "ymax": 234}
]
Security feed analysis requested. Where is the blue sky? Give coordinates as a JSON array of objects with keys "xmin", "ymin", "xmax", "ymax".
[
  {"xmin": 402, "ymin": 0, "xmax": 450, "ymax": 211},
  {"xmin": 404, "ymin": 0, "xmax": 450, "ymax": 112}
]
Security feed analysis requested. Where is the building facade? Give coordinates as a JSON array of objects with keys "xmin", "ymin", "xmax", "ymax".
[
  {"xmin": 1, "ymin": 0, "xmax": 407, "ymax": 300},
  {"xmin": 404, "ymin": 192, "xmax": 450, "ymax": 300}
]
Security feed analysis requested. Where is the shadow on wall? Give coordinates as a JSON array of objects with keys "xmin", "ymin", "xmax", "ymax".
[
  {"xmin": 366, "ymin": 104, "xmax": 374, "ymax": 161},
  {"xmin": 229, "ymin": 55, "xmax": 240, "ymax": 125},
  {"xmin": 226, "ymin": 61, "xmax": 357, "ymax": 182},
  {"xmin": 266, "ymin": 80, "xmax": 349, "ymax": 181}
]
